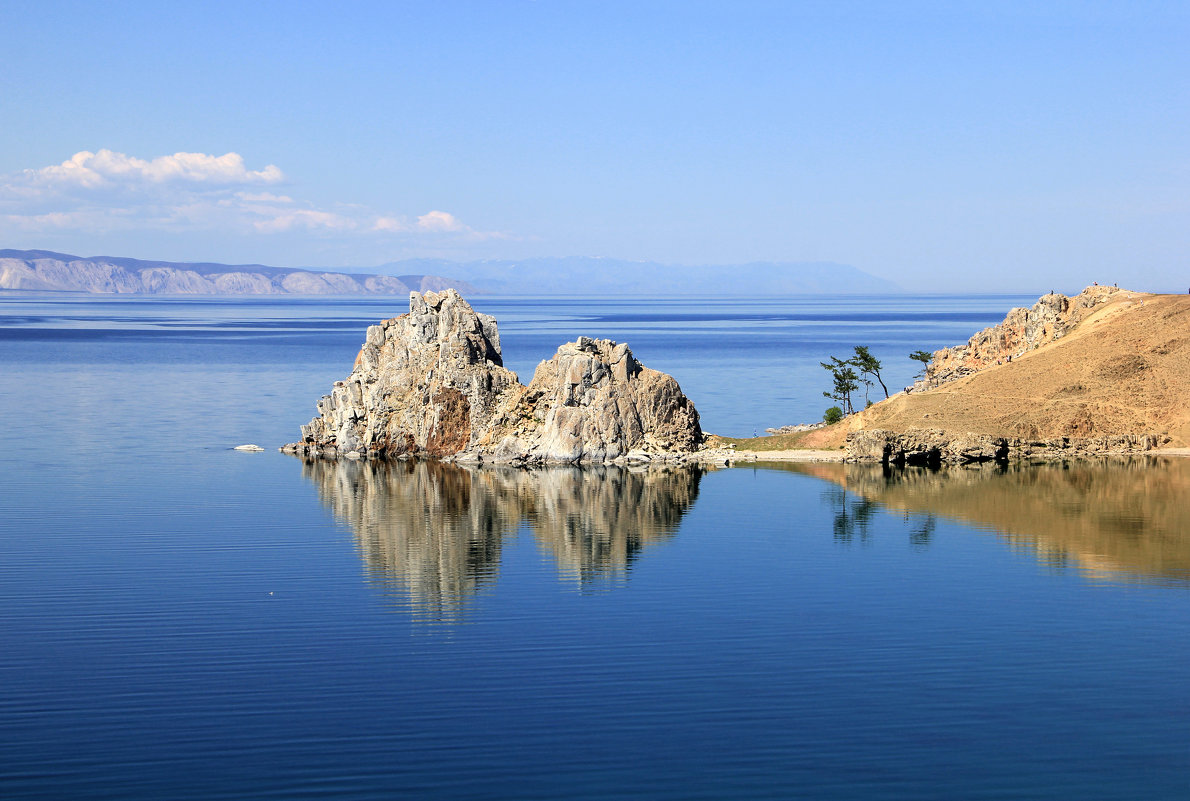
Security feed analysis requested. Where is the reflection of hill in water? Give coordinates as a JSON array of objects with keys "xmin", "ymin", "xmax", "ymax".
[
  {"xmin": 301, "ymin": 460, "xmax": 702, "ymax": 620},
  {"xmin": 787, "ymin": 459, "xmax": 1190, "ymax": 586}
]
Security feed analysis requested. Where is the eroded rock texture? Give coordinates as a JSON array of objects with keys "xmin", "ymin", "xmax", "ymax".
[
  {"xmin": 846, "ymin": 428, "xmax": 1160, "ymax": 466},
  {"xmin": 296, "ymin": 289, "xmax": 521, "ymax": 457},
  {"xmin": 287, "ymin": 290, "xmax": 702, "ymax": 463},
  {"xmin": 912, "ymin": 285, "xmax": 1123, "ymax": 391}
]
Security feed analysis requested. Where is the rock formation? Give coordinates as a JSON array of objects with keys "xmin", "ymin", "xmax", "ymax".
[
  {"xmin": 846, "ymin": 428, "xmax": 1160, "ymax": 466},
  {"xmin": 285, "ymin": 289, "xmax": 703, "ymax": 464},
  {"xmin": 911, "ymin": 285, "xmax": 1125, "ymax": 391}
]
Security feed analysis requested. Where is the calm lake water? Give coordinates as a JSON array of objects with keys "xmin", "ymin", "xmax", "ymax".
[{"xmin": 2, "ymin": 292, "xmax": 1189, "ymax": 800}]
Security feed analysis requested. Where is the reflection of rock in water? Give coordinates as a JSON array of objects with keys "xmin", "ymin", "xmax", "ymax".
[
  {"xmin": 790, "ymin": 458, "xmax": 1190, "ymax": 586},
  {"xmin": 523, "ymin": 467, "xmax": 700, "ymax": 584},
  {"xmin": 301, "ymin": 460, "xmax": 702, "ymax": 620}
]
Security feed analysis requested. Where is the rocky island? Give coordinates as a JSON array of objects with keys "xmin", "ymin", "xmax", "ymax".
[{"xmin": 284, "ymin": 289, "xmax": 703, "ymax": 464}]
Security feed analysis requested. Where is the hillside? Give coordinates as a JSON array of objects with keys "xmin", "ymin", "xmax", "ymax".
[
  {"xmin": 0, "ymin": 250, "xmax": 477, "ymax": 296},
  {"xmin": 846, "ymin": 286, "xmax": 1190, "ymax": 460}
]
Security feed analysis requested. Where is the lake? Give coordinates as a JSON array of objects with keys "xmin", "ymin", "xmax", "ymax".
[{"xmin": 2, "ymin": 292, "xmax": 1188, "ymax": 800}]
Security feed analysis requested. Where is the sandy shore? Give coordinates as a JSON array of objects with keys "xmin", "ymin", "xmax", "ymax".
[{"xmin": 701, "ymin": 448, "xmax": 845, "ymax": 463}]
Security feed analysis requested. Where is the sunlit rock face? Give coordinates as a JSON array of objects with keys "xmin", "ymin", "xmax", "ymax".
[
  {"xmin": 300, "ymin": 459, "xmax": 703, "ymax": 621},
  {"xmin": 914, "ymin": 285, "xmax": 1124, "ymax": 390},
  {"xmin": 288, "ymin": 289, "xmax": 702, "ymax": 463},
  {"xmin": 296, "ymin": 289, "xmax": 521, "ymax": 458},
  {"xmin": 478, "ymin": 337, "xmax": 703, "ymax": 463}
]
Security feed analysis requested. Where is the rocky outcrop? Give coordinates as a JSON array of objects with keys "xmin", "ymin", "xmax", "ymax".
[
  {"xmin": 911, "ymin": 285, "xmax": 1124, "ymax": 391},
  {"xmin": 478, "ymin": 337, "xmax": 702, "ymax": 462},
  {"xmin": 846, "ymin": 428, "xmax": 1162, "ymax": 466},
  {"xmin": 0, "ymin": 249, "xmax": 477, "ymax": 296},
  {"xmin": 285, "ymin": 289, "xmax": 703, "ymax": 464}
]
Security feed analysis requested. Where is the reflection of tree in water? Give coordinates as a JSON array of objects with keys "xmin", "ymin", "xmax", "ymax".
[
  {"xmin": 823, "ymin": 488, "xmax": 878, "ymax": 544},
  {"xmin": 908, "ymin": 515, "xmax": 936, "ymax": 550},
  {"xmin": 823, "ymin": 484, "xmax": 933, "ymax": 547},
  {"xmin": 301, "ymin": 459, "xmax": 702, "ymax": 621}
]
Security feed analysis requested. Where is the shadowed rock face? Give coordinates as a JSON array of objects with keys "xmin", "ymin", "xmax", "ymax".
[
  {"xmin": 788, "ymin": 459, "xmax": 1190, "ymax": 587},
  {"xmin": 288, "ymin": 289, "xmax": 702, "ymax": 463},
  {"xmin": 301, "ymin": 459, "xmax": 703, "ymax": 621},
  {"xmin": 846, "ymin": 428, "xmax": 1160, "ymax": 466}
]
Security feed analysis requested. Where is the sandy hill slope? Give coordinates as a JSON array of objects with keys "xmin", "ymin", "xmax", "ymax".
[{"xmin": 849, "ymin": 286, "xmax": 1190, "ymax": 453}]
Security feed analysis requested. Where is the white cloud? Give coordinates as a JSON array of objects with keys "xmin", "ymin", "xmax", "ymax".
[
  {"xmin": 0, "ymin": 149, "xmax": 509, "ymax": 245},
  {"xmin": 372, "ymin": 215, "xmax": 410, "ymax": 232},
  {"xmin": 237, "ymin": 191, "xmax": 294, "ymax": 203},
  {"xmin": 416, "ymin": 210, "xmax": 466, "ymax": 232},
  {"xmin": 24, "ymin": 150, "xmax": 284, "ymax": 190},
  {"xmin": 253, "ymin": 209, "xmax": 357, "ymax": 233}
]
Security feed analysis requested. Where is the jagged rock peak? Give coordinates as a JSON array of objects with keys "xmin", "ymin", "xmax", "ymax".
[
  {"xmin": 296, "ymin": 289, "xmax": 522, "ymax": 459},
  {"xmin": 478, "ymin": 336, "xmax": 703, "ymax": 463},
  {"xmin": 285, "ymin": 291, "xmax": 703, "ymax": 464}
]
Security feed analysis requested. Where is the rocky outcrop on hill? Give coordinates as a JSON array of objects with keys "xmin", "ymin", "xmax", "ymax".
[
  {"xmin": 285, "ymin": 289, "xmax": 703, "ymax": 464},
  {"xmin": 911, "ymin": 285, "xmax": 1125, "ymax": 391},
  {"xmin": 846, "ymin": 428, "xmax": 1162, "ymax": 466},
  {"xmin": 0, "ymin": 249, "xmax": 477, "ymax": 295}
]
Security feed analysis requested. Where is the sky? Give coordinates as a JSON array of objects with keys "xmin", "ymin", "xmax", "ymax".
[{"xmin": 0, "ymin": 1, "xmax": 1187, "ymax": 292}]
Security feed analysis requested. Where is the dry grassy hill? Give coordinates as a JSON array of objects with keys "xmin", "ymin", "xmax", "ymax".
[{"xmin": 848, "ymin": 287, "xmax": 1190, "ymax": 456}]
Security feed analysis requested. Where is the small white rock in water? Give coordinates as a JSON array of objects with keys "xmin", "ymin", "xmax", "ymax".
[{"xmin": 233, "ymin": 444, "xmax": 265, "ymax": 452}]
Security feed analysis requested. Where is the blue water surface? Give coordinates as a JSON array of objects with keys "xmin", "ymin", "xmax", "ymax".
[{"xmin": 1, "ymin": 292, "xmax": 1187, "ymax": 800}]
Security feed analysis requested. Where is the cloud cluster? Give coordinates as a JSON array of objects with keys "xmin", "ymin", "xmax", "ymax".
[
  {"xmin": 0, "ymin": 149, "xmax": 505, "ymax": 243},
  {"xmin": 373, "ymin": 210, "xmax": 469, "ymax": 234},
  {"xmin": 25, "ymin": 150, "xmax": 284, "ymax": 190}
]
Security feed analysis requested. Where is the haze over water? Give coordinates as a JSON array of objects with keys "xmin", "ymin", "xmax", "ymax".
[{"xmin": 2, "ymin": 293, "xmax": 1189, "ymax": 800}]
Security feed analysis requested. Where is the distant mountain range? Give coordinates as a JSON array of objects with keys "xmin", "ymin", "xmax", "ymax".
[
  {"xmin": 0, "ymin": 250, "xmax": 478, "ymax": 296},
  {"xmin": 373, "ymin": 257, "xmax": 899, "ymax": 295},
  {"xmin": 0, "ymin": 249, "xmax": 898, "ymax": 296}
]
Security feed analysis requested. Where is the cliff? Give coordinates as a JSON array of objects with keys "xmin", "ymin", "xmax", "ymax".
[
  {"xmin": 845, "ymin": 286, "xmax": 1190, "ymax": 464},
  {"xmin": 285, "ymin": 289, "xmax": 703, "ymax": 464},
  {"xmin": 0, "ymin": 249, "xmax": 477, "ymax": 295}
]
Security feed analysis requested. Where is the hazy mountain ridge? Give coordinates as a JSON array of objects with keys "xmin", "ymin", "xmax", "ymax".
[
  {"xmin": 0, "ymin": 249, "xmax": 898, "ymax": 296},
  {"xmin": 0, "ymin": 250, "xmax": 478, "ymax": 296},
  {"xmin": 375, "ymin": 256, "xmax": 899, "ymax": 294}
]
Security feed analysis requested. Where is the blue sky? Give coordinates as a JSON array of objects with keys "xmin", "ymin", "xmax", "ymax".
[{"xmin": 1, "ymin": 1, "xmax": 1186, "ymax": 291}]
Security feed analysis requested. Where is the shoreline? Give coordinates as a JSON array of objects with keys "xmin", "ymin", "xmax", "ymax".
[{"xmin": 706, "ymin": 445, "xmax": 1190, "ymax": 465}]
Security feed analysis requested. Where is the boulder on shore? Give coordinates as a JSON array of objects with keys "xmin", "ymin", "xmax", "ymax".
[{"xmin": 284, "ymin": 290, "xmax": 703, "ymax": 464}]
